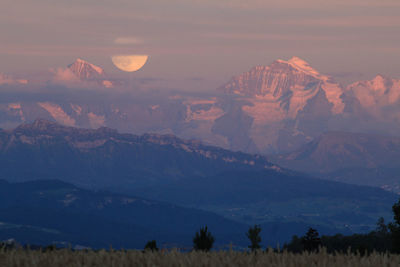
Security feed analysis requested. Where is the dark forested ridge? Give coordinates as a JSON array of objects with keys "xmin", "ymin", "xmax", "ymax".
[{"xmin": 0, "ymin": 179, "xmax": 249, "ymax": 248}]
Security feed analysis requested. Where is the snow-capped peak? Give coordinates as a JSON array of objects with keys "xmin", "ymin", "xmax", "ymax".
[
  {"xmin": 74, "ymin": 58, "xmax": 104, "ymax": 75},
  {"xmin": 288, "ymin": 56, "xmax": 314, "ymax": 72},
  {"xmin": 68, "ymin": 58, "xmax": 104, "ymax": 80},
  {"xmin": 277, "ymin": 56, "xmax": 327, "ymax": 81}
]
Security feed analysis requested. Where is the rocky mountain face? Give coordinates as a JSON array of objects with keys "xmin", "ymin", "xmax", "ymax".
[
  {"xmin": 0, "ymin": 57, "xmax": 399, "ymax": 155},
  {"xmin": 270, "ymin": 131, "xmax": 400, "ymax": 193}
]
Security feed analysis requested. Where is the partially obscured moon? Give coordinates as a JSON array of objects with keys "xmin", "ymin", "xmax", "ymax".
[{"xmin": 111, "ymin": 55, "xmax": 148, "ymax": 72}]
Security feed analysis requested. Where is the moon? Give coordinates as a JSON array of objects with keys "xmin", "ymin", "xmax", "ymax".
[{"xmin": 111, "ymin": 55, "xmax": 148, "ymax": 72}]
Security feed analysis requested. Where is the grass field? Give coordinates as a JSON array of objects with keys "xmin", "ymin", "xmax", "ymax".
[{"xmin": 1, "ymin": 249, "xmax": 399, "ymax": 267}]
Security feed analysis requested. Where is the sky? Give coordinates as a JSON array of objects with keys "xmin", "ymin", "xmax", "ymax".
[{"xmin": 1, "ymin": 0, "xmax": 400, "ymax": 88}]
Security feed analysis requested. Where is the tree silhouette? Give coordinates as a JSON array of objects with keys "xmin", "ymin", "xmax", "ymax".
[
  {"xmin": 376, "ymin": 217, "xmax": 388, "ymax": 235},
  {"xmin": 301, "ymin": 227, "xmax": 321, "ymax": 252},
  {"xmin": 246, "ymin": 224, "xmax": 262, "ymax": 251},
  {"xmin": 193, "ymin": 226, "xmax": 215, "ymax": 251},
  {"xmin": 144, "ymin": 240, "xmax": 158, "ymax": 252},
  {"xmin": 389, "ymin": 199, "xmax": 400, "ymax": 253}
]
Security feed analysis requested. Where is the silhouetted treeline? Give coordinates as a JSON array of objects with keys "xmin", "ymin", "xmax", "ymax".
[
  {"xmin": 284, "ymin": 200, "xmax": 400, "ymax": 254},
  {"xmin": 284, "ymin": 229, "xmax": 391, "ymax": 254}
]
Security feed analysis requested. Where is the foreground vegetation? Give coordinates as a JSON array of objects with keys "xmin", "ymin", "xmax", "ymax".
[{"xmin": 1, "ymin": 249, "xmax": 400, "ymax": 267}]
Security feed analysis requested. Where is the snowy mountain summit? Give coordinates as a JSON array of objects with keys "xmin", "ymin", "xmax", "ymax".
[
  {"xmin": 219, "ymin": 56, "xmax": 344, "ymax": 116},
  {"xmin": 68, "ymin": 58, "xmax": 105, "ymax": 80},
  {"xmin": 67, "ymin": 58, "xmax": 112, "ymax": 88},
  {"xmin": 276, "ymin": 56, "xmax": 327, "ymax": 80}
]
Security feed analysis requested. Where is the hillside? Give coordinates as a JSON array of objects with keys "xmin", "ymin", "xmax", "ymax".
[{"xmin": 0, "ymin": 179, "xmax": 248, "ymax": 249}]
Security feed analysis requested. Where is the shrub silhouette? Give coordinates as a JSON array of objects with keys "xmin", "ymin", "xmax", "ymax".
[
  {"xmin": 144, "ymin": 240, "xmax": 158, "ymax": 252},
  {"xmin": 246, "ymin": 224, "xmax": 262, "ymax": 251},
  {"xmin": 193, "ymin": 226, "xmax": 214, "ymax": 251}
]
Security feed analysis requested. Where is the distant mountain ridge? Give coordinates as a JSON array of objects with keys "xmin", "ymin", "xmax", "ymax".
[
  {"xmin": 0, "ymin": 119, "xmax": 276, "ymax": 189},
  {"xmin": 270, "ymin": 131, "xmax": 400, "ymax": 192}
]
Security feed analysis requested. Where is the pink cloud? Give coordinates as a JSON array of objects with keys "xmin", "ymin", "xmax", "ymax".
[{"xmin": 51, "ymin": 67, "xmax": 80, "ymax": 83}]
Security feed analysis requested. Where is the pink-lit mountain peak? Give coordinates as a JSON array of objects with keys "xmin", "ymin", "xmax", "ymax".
[
  {"xmin": 220, "ymin": 56, "xmax": 332, "ymax": 97},
  {"xmin": 275, "ymin": 56, "xmax": 327, "ymax": 80},
  {"xmin": 68, "ymin": 58, "xmax": 105, "ymax": 80}
]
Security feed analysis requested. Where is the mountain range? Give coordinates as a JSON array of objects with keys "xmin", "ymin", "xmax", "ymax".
[
  {"xmin": 0, "ymin": 120, "xmax": 396, "ymax": 237},
  {"xmin": 1, "ymin": 56, "xmax": 399, "ymax": 155}
]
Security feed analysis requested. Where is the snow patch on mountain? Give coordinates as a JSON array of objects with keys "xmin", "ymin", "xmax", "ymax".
[
  {"xmin": 242, "ymin": 101, "xmax": 286, "ymax": 124},
  {"xmin": 88, "ymin": 112, "xmax": 105, "ymax": 128},
  {"xmin": 277, "ymin": 56, "xmax": 325, "ymax": 80},
  {"xmin": 38, "ymin": 102, "xmax": 76, "ymax": 126},
  {"xmin": 184, "ymin": 98, "xmax": 224, "ymax": 122},
  {"xmin": 102, "ymin": 80, "xmax": 113, "ymax": 88},
  {"xmin": 70, "ymin": 104, "xmax": 83, "ymax": 115},
  {"xmin": 7, "ymin": 103, "xmax": 25, "ymax": 121},
  {"xmin": 321, "ymin": 82, "xmax": 345, "ymax": 114}
]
